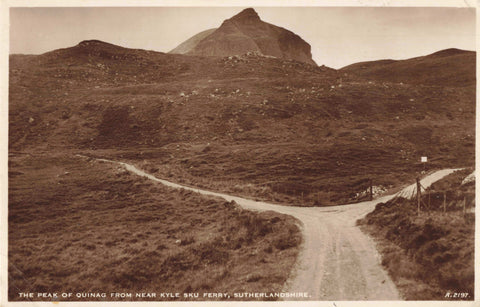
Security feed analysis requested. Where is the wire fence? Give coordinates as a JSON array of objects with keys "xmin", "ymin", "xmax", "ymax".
[{"xmin": 385, "ymin": 178, "xmax": 474, "ymax": 217}]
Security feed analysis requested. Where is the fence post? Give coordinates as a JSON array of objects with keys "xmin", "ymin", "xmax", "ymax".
[
  {"xmin": 463, "ymin": 196, "xmax": 466, "ymax": 217},
  {"xmin": 416, "ymin": 177, "xmax": 421, "ymax": 215}
]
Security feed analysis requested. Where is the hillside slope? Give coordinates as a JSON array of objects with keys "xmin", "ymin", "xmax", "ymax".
[
  {"xmin": 341, "ymin": 48, "xmax": 475, "ymax": 87},
  {"xmin": 9, "ymin": 40, "xmax": 475, "ymax": 205}
]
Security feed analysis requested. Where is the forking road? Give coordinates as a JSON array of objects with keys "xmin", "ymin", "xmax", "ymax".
[{"xmin": 82, "ymin": 156, "xmax": 458, "ymax": 300}]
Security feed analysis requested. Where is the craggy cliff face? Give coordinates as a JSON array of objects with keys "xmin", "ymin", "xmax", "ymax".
[{"xmin": 173, "ymin": 8, "xmax": 316, "ymax": 65}]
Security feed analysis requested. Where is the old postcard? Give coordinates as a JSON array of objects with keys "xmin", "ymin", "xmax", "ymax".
[{"xmin": 1, "ymin": 0, "xmax": 477, "ymax": 305}]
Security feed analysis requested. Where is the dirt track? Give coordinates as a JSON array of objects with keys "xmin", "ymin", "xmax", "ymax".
[{"xmin": 90, "ymin": 157, "xmax": 457, "ymax": 300}]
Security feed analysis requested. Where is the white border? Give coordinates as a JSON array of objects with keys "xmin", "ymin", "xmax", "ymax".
[{"xmin": 1, "ymin": 1, "xmax": 478, "ymax": 307}]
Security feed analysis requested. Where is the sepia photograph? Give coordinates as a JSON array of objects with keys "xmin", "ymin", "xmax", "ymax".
[{"xmin": 2, "ymin": 0, "xmax": 477, "ymax": 304}]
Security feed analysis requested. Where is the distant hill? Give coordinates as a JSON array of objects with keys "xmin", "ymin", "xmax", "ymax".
[
  {"xmin": 169, "ymin": 28, "xmax": 217, "ymax": 54},
  {"xmin": 340, "ymin": 48, "xmax": 475, "ymax": 87},
  {"xmin": 169, "ymin": 8, "xmax": 316, "ymax": 65}
]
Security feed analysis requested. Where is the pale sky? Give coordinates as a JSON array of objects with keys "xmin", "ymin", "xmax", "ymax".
[{"xmin": 9, "ymin": 7, "xmax": 476, "ymax": 68}]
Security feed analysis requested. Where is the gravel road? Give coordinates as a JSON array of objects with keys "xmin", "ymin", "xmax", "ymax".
[{"xmin": 88, "ymin": 156, "xmax": 458, "ymax": 300}]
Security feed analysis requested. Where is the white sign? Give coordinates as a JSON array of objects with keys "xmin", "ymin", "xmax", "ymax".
[{"xmin": 421, "ymin": 156, "xmax": 428, "ymax": 163}]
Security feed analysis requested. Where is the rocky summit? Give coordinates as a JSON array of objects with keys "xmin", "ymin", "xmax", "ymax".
[{"xmin": 170, "ymin": 8, "xmax": 316, "ymax": 65}]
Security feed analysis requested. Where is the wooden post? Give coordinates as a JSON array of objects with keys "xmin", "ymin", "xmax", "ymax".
[
  {"xmin": 443, "ymin": 192, "xmax": 446, "ymax": 213},
  {"xmin": 463, "ymin": 196, "xmax": 466, "ymax": 217},
  {"xmin": 369, "ymin": 179, "xmax": 373, "ymax": 201},
  {"xmin": 416, "ymin": 177, "xmax": 421, "ymax": 215}
]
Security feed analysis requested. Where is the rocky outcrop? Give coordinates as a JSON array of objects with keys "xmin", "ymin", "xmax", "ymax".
[{"xmin": 170, "ymin": 8, "xmax": 316, "ymax": 65}]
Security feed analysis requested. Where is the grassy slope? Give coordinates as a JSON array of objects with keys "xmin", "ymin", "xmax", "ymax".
[
  {"xmin": 9, "ymin": 41, "xmax": 475, "ymax": 206},
  {"xmin": 357, "ymin": 169, "xmax": 475, "ymax": 300},
  {"xmin": 8, "ymin": 153, "xmax": 301, "ymax": 301},
  {"xmin": 340, "ymin": 49, "xmax": 476, "ymax": 87}
]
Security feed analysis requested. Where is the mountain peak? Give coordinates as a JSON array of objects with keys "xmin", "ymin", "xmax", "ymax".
[
  {"xmin": 170, "ymin": 8, "xmax": 316, "ymax": 65},
  {"xmin": 230, "ymin": 8, "xmax": 260, "ymax": 22}
]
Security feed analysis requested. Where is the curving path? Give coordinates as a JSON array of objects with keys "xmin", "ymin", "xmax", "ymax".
[{"xmin": 82, "ymin": 156, "xmax": 458, "ymax": 300}]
